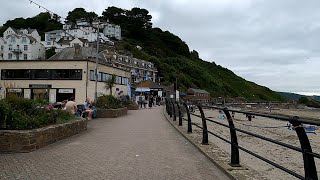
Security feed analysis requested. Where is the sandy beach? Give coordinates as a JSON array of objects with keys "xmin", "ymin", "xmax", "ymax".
[{"xmin": 185, "ymin": 107, "xmax": 320, "ymax": 180}]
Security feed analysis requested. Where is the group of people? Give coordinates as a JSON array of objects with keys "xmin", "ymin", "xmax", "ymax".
[
  {"xmin": 139, "ymin": 95, "xmax": 163, "ymax": 108},
  {"xmin": 61, "ymin": 97, "xmax": 95, "ymax": 120}
]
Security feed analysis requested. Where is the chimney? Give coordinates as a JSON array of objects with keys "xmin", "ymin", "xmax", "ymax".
[{"xmin": 74, "ymin": 44, "xmax": 81, "ymax": 58}]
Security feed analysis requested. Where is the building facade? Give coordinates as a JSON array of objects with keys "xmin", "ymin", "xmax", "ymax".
[
  {"xmin": 2, "ymin": 27, "xmax": 45, "ymax": 60},
  {"xmin": 0, "ymin": 47, "xmax": 131, "ymax": 103},
  {"xmin": 103, "ymin": 23, "xmax": 121, "ymax": 40},
  {"xmin": 43, "ymin": 25, "xmax": 112, "ymax": 50},
  {"xmin": 102, "ymin": 50, "xmax": 157, "ymax": 83},
  {"xmin": 0, "ymin": 37, "xmax": 4, "ymax": 60},
  {"xmin": 184, "ymin": 88, "xmax": 211, "ymax": 103}
]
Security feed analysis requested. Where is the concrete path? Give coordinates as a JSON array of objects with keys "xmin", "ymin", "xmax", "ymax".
[{"xmin": 0, "ymin": 106, "xmax": 229, "ymax": 180}]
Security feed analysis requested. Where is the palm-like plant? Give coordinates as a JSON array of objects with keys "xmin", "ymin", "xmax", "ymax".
[{"xmin": 105, "ymin": 74, "xmax": 116, "ymax": 95}]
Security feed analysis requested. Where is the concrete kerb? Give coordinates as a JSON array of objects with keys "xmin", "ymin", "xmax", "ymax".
[{"xmin": 162, "ymin": 106, "xmax": 268, "ymax": 180}]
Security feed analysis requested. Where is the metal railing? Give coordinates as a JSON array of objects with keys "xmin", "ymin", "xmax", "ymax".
[{"xmin": 165, "ymin": 99, "xmax": 319, "ymax": 180}]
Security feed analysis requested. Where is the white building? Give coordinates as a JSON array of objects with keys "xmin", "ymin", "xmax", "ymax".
[
  {"xmin": 55, "ymin": 37, "xmax": 89, "ymax": 52},
  {"xmin": 103, "ymin": 23, "xmax": 121, "ymax": 40},
  {"xmin": 43, "ymin": 25, "xmax": 112, "ymax": 49},
  {"xmin": 2, "ymin": 27, "xmax": 45, "ymax": 60},
  {"xmin": 0, "ymin": 37, "xmax": 4, "ymax": 60}
]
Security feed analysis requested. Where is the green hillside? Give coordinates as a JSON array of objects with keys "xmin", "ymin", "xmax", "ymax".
[{"xmin": 0, "ymin": 7, "xmax": 285, "ymax": 101}]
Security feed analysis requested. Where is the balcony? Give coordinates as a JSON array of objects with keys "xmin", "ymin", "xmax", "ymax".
[{"xmin": 12, "ymin": 49, "xmax": 22, "ymax": 53}]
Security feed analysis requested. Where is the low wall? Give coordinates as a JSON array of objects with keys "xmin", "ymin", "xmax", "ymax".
[
  {"xmin": 0, "ymin": 119, "xmax": 87, "ymax": 153},
  {"xmin": 127, "ymin": 104, "xmax": 139, "ymax": 110},
  {"xmin": 96, "ymin": 107, "xmax": 128, "ymax": 118}
]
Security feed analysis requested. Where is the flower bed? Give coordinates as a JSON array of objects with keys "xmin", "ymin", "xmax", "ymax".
[{"xmin": 0, "ymin": 119, "xmax": 87, "ymax": 153}]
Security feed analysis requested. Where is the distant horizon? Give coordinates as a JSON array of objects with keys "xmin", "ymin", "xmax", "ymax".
[{"xmin": 290, "ymin": 92, "xmax": 320, "ymax": 96}]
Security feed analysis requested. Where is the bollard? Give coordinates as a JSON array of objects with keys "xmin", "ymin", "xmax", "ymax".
[
  {"xmin": 183, "ymin": 103, "xmax": 192, "ymax": 133},
  {"xmin": 176, "ymin": 101, "xmax": 182, "ymax": 126},
  {"xmin": 197, "ymin": 104, "xmax": 209, "ymax": 145},
  {"xmin": 223, "ymin": 108, "xmax": 240, "ymax": 167},
  {"xmin": 289, "ymin": 116, "xmax": 318, "ymax": 180}
]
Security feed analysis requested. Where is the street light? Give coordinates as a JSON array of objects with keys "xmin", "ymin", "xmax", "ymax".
[{"xmin": 94, "ymin": 21, "xmax": 105, "ymax": 102}]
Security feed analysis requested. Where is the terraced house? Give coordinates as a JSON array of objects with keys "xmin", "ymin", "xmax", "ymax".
[{"xmin": 1, "ymin": 27, "xmax": 45, "ymax": 60}]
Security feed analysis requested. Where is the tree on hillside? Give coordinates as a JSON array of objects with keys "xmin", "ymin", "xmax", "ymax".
[
  {"xmin": 66, "ymin": 8, "xmax": 98, "ymax": 25},
  {"xmin": 1, "ymin": 12, "xmax": 62, "ymax": 39},
  {"xmin": 101, "ymin": 6, "xmax": 127, "ymax": 24}
]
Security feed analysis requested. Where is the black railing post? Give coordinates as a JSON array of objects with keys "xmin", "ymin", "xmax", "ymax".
[
  {"xmin": 183, "ymin": 103, "xmax": 192, "ymax": 133},
  {"xmin": 289, "ymin": 116, "xmax": 318, "ymax": 180},
  {"xmin": 165, "ymin": 99, "xmax": 168, "ymax": 114},
  {"xmin": 176, "ymin": 101, "xmax": 182, "ymax": 126},
  {"xmin": 223, "ymin": 108, "xmax": 241, "ymax": 167},
  {"xmin": 169, "ymin": 100, "xmax": 173, "ymax": 118},
  {"xmin": 172, "ymin": 100, "xmax": 176, "ymax": 121},
  {"xmin": 197, "ymin": 104, "xmax": 209, "ymax": 145}
]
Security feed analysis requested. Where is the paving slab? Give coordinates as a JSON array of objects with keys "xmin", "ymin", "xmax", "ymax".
[{"xmin": 0, "ymin": 106, "xmax": 229, "ymax": 180}]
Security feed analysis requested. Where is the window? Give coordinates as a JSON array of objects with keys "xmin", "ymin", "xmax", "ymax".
[
  {"xmin": 1, "ymin": 69, "xmax": 83, "ymax": 80},
  {"xmin": 22, "ymin": 37, "xmax": 26, "ymax": 43},
  {"xmin": 24, "ymin": 45, "xmax": 28, "ymax": 51},
  {"xmin": 9, "ymin": 45, "xmax": 12, "ymax": 51},
  {"xmin": 11, "ymin": 36, "xmax": 15, "ymax": 43},
  {"xmin": 8, "ymin": 53, "xmax": 12, "ymax": 59},
  {"xmin": 32, "ymin": 70, "xmax": 49, "ymax": 79},
  {"xmin": 51, "ymin": 69, "xmax": 82, "ymax": 79},
  {"xmin": 1, "ymin": 45, "xmax": 3, "ymax": 50},
  {"xmin": 23, "ymin": 54, "xmax": 27, "ymax": 60},
  {"xmin": 47, "ymin": 42, "xmax": 51, "ymax": 45},
  {"xmin": 98, "ymin": 72, "xmax": 102, "ymax": 82},
  {"xmin": 90, "ymin": 70, "xmax": 96, "ymax": 81},
  {"xmin": 1, "ymin": 69, "xmax": 30, "ymax": 79}
]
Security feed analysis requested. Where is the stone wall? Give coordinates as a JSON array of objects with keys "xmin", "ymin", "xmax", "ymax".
[
  {"xmin": 0, "ymin": 119, "xmax": 87, "ymax": 153},
  {"xmin": 96, "ymin": 107, "xmax": 128, "ymax": 118},
  {"xmin": 127, "ymin": 104, "xmax": 139, "ymax": 110}
]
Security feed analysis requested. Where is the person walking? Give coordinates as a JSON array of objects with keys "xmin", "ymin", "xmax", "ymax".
[{"xmin": 149, "ymin": 95, "xmax": 153, "ymax": 108}]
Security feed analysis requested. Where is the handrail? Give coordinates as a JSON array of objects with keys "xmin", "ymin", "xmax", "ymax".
[{"xmin": 165, "ymin": 101, "xmax": 319, "ymax": 180}]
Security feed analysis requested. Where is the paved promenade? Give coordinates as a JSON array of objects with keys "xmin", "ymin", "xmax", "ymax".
[{"xmin": 0, "ymin": 106, "xmax": 229, "ymax": 180}]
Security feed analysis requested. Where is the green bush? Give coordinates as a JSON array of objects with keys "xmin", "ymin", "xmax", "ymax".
[
  {"xmin": 0, "ymin": 97, "xmax": 74, "ymax": 130},
  {"xmin": 96, "ymin": 95, "xmax": 124, "ymax": 109}
]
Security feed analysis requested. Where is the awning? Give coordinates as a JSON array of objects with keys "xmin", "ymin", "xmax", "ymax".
[{"xmin": 135, "ymin": 87, "xmax": 151, "ymax": 92}]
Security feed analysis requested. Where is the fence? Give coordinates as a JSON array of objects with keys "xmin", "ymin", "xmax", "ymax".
[{"xmin": 165, "ymin": 99, "xmax": 319, "ymax": 180}]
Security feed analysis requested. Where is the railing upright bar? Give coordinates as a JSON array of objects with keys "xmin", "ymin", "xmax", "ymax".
[
  {"xmin": 172, "ymin": 100, "xmax": 176, "ymax": 121},
  {"xmin": 169, "ymin": 100, "xmax": 173, "ymax": 118},
  {"xmin": 197, "ymin": 104, "xmax": 209, "ymax": 145},
  {"xmin": 183, "ymin": 103, "xmax": 192, "ymax": 133},
  {"xmin": 165, "ymin": 99, "xmax": 169, "ymax": 114},
  {"xmin": 176, "ymin": 102, "xmax": 182, "ymax": 126},
  {"xmin": 289, "ymin": 116, "xmax": 318, "ymax": 180},
  {"xmin": 223, "ymin": 108, "xmax": 241, "ymax": 167}
]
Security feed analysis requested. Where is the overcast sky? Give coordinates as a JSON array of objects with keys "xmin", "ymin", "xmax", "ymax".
[{"xmin": 1, "ymin": 0, "xmax": 320, "ymax": 95}]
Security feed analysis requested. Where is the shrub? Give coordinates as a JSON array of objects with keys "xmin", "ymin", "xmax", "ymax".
[
  {"xmin": 0, "ymin": 97, "xmax": 74, "ymax": 130},
  {"xmin": 96, "ymin": 95, "xmax": 124, "ymax": 109}
]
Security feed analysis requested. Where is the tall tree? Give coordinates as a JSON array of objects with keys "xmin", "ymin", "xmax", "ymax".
[{"xmin": 66, "ymin": 8, "xmax": 98, "ymax": 25}]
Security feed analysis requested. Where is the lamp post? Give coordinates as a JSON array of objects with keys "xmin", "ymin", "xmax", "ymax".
[{"xmin": 94, "ymin": 21, "xmax": 103, "ymax": 102}]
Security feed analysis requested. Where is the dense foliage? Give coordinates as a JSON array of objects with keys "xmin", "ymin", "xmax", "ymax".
[
  {"xmin": 0, "ymin": 12, "xmax": 62, "ymax": 40},
  {"xmin": 0, "ymin": 96, "xmax": 74, "ymax": 130},
  {"xmin": 66, "ymin": 8, "xmax": 98, "ymax": 25},
  {"xmin": 96, "ymin": 95, "xmax": 124, "ymax": 109}
]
